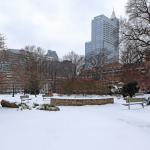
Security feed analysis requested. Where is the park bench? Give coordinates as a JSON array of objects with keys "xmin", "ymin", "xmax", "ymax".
[
  {"xmin": 145, "ymin": 97, "xmax": 150, "ymax": 105},
  {"xmin": 135, "ymin": 92, "xmax": 144, "ymax": 96},
  {"xmin": 123, "ymin": 97, "xmax": 145, "ymax": 110},
  {"xmin": 20, "ymin": 95, "xmax": 31, "ymax": 103},
  {"xmin": 42, "ymin": 95, "xmax": 52, "ymax": 101}
]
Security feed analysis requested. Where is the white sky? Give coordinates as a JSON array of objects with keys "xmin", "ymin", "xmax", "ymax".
[{"xmin": 0, "ymin": 0, "xmax": 128, "ymax": 58}]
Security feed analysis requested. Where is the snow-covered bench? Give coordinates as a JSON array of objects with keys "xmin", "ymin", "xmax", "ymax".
[
  {"xmin": 123, "ymin": 98, "xmax": 145, "ymax": 110},
  {"xmin": 42, "ymin": 95, "xmax": 51, "ymax": 101},
  {"xmin": 145, "ymin": 97, "xmax": 150, "ymax": 105},
  {"xmin": 135, "ymin": 92, "xmax": 144, "ymax": 96},
  {"xmin": 20, "ymin": 95, "xmax": 31, "ymax": 103}
]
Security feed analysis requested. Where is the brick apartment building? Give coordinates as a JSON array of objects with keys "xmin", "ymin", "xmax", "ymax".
[
  {"xmin": 80, "ymin": 50, "xmax": 150, "ymax": 91},
  {"xmin": 0, "ymin": 49, "xmax": 76, "ymax": 93},
  {"xmin": 0, "ymin": 49, "xmax": 25, "ymax": 93}
]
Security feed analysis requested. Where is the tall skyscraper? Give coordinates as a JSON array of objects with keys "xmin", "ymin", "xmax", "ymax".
[
  {"xmin": 85, "ymin": 10, "xmax": 119, "ymax": 68},
  {"xmin": 46, "ymin": 50, "xmax": 59, "ymax": 61}
]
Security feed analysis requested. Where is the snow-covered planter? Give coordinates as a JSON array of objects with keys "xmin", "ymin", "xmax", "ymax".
[{"xmin": 51, "ymin": 97, "xmax": 114, "ymax": 106}]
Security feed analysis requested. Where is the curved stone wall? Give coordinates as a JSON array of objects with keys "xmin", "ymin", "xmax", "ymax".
[{"xmin": 51, "ymin": 98, "xmax": 114, "ymax": 106}]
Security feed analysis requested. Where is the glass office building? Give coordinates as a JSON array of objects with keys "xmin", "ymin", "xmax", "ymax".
[{"xmin": 85, "ymin": 10, "xmax": 119, "ymax": 68}]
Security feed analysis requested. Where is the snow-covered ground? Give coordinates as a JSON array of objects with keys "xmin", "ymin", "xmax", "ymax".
[{"xmin": 0, "ymin": 94, "xmax": 150, "ymax": 150}]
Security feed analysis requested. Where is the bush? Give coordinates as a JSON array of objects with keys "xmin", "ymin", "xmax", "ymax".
[
  {"xmin": 121, "ymin": 81, "xmax": 139, "ymax": 98},
  {"xmin": 37, "ymin": 104, "xmax": 60, "ymax": 111}
]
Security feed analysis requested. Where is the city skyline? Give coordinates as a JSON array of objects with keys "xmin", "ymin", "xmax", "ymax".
[{"xmin": 0, "ymin": 0, "xmax": 128, "ymax": 58}]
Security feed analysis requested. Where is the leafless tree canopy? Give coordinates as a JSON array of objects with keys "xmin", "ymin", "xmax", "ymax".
[
  {"xmin": 120, "ymin": 0, "xmax": 150, "ymax": 64},
  {"xmin": 85, "ymin": 48, "xmax": 111, "ymax": 80},
  {"xmin": 22, "ymin": 45, "xmax": 46, "ymax": 94},
  {"xmin": 0, "ymin": 33, "xmax": 7, "ymax": 51},
  {"xmin": 63, "ymin": 51, "xmax": 84, "ymax": 76},
  {"xmin": 86, "ymin": 48, "xmax": 111, "ymax": 68},
  {"xmin": 120, "ymin": 39, "xmax": 145, "ymax": 64}
]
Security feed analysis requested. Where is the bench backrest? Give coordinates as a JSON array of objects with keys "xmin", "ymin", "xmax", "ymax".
[
  {"xmin": 135, "ymin": 93, "xmax": 144, "ymax": 96},
  {"xmin": 126, "ymin": 98, "xmax": 145, "ymax": 103},
  {"xmin": 42, "ymin": 95, "xmax": 51, "ymax": 97},
  {"xmin": 42, "ymin": 95, "xmax": 47, "ymax": 97},
  {"xmin": 20, "ymin": 95, "xmax": 29, "ymax": 99}
]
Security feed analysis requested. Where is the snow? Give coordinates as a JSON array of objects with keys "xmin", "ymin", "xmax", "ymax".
[
  {"xmin": 0, "ymin": 94, "xmax": 150, "ymax": 150},
  {"xmin": 52, "ymin": 93, "xmax": 114, "ymax": 99}
]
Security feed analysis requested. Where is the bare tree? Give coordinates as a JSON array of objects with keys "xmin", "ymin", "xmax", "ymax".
[
  {"xmin": 120, "ymin": 39, "xmax": 145, "ymax": 64},
  {"xmin": 0, "ymin": 33, "xmax": 7, "ymax": 51},
  {"xmin": 63, "ymin": 51, "xmax": 84, "ymax": 77},
  {"xmin": 85, "ymin": 48, "xmax": 110, "ymax": 80},
  {"xmin": 0, "ymin": 34, "xmax": 8, "ymax": 93},
  {"xmin": 120, "ymin": 0, "xmax": 150, "ymax": 62},
  {"xmin": 95, "ymin": 49, "xmax": 111, "ymax": 80},
  {"xmin": 21, "ymin": 45, "xmax": 46, "ymax": 95}
]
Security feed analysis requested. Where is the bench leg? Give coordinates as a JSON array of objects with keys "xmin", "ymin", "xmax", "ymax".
[
  {"xmin": 142, "ymin": 103, "xmax": 144, "ymax": 108},
  {"xmin": 128, "ymin": 104, "xmax": 130, "ymax": 110}
]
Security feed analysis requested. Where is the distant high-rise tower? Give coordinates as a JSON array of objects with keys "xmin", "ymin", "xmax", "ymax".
[
  {"xmin": 85, "ymin": 10, "xmax": 119, "ymax": 68},
  {"xmin": 46, "ymin": 50, "xmax": 59, "ymax": 61}
]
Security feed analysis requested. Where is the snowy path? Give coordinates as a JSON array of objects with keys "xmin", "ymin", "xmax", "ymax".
[{"xmin": 0, "ymin": 95, "xmax": 150, "ymax": 150}]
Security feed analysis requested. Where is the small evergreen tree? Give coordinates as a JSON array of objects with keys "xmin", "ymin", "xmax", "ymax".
[{"xmin": 122, "ymin": 81, "xmax": 139, "ymax": 98}]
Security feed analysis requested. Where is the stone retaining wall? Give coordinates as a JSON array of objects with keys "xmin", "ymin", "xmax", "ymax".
[{"xmin": 51, "ymin": 98, "xmax": 114, "ymax": 106}]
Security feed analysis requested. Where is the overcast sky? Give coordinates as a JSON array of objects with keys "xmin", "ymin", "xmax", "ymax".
[{"xmin": 0, "ymin": 0, "xmax": 128, "ymax": 58}]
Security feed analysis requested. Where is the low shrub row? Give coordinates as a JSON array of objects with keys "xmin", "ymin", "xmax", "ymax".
[{"xmin": 59, "ymin": 79, "xmax": 111, "ymax": 95}]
